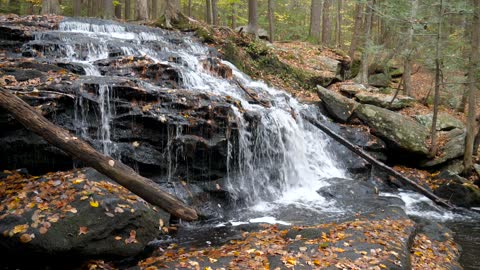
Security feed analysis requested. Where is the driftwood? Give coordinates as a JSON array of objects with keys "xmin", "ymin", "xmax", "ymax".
[
  {"xmin": 0, "ymin": 89, "xmax": 198, "ymax": 221},
  {"xmin": 301, "ymin": 113, "xmax": 459, "ymax": 211}
]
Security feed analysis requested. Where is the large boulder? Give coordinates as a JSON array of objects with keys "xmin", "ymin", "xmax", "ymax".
[
  {"xmin": 316, "ymin": 86, "xmax": 359, "ymax": 123},
  {"xmin": 0, "ymin": 168, "xmax": 170, "ymax": 262},
  {"xmin": 368, "ymin": 73, "xmax": 391, "ymax": 88},
  {"xmin": 421, "ymin": 129, "xmax": 465, "ymax": 167},
  {"xmin": 434, "ymin": 181, "xmax": 480, "ymax": 208},
  {"xmin": 355, "ymin": 104, "xmax": 430, "ymax": 156},
  {"xmin": 414, "ymin": 113, "xmax": 465, "ymax": 131},
  {"xmin": 355, "ymin": 92, "xmax": 415, "ymax": 110}
]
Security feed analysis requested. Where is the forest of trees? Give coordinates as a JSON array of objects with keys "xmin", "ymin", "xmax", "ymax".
[{"xmin": 0, "ymin": 0, "xmax": 479, "ymax": 174}]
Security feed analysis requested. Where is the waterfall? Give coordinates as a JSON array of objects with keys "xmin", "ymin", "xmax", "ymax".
[{"xmin": 30, "ymin": 18, "xmax": 345, "ymax": 207}]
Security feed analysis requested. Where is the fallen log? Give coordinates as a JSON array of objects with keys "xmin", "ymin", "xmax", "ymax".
[
  {"xmin": 0, "ymin": 88, "xmax": 198, "ymax": 221},
  {"xmin": 301, "ymin": 113, "xmax": 459, "ymax": 211},
  {"xmin": 234, "ymin": 78, "xmax": 272, "ymax": 108}
]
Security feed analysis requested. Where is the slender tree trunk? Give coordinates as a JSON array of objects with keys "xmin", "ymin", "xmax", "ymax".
[
  {"xmin": 205, "ymin": 0, "xmax": 212, "ymax": 24},
  {"xmin": 103, "ymin": 0, "xmax": 114, "ymax": 19},
  {"xmin": 322, "ymin": 0, "xmax": 332, "ymax": 46},
  {"xmin": 309, "ymin": 0, "xmax": 323, "ymax": 42},
  {"xmin": 349, "ymin": 2, "xmax": 363, "ymax": 62},
  {"xmin": 464, "ymin": 0, "xmax": 480, "ymax": 175},
  {"xmin": 231, "ymin": 1, "xmax": 237, "ymax": 29},
  {"xmin": 41, "ymin": 0, "xmax": 60, "ymax": 14},
  {"xmin": 268, "ymin": 0, "xmax": 274, "ymax": 42},
  {"xmin": 246, "ymin": 0, "xmax": 258, "ymax": 35},
  {"xmin": 73, "ymin": 0, "xmax": 82, "ymax": 16},
  {"xmin": 151, "ymin": 0, "xmax": 159, "ymax": 19},
  {"xmin": 137, "ymin": 0, "xmax": 149, "ymax": 20},
  {"xmin": 430, "ymin": 0, "xmax": 444, "ymax": 157},
  {"xmin": 356, "ymin": 0, "xmax": 374, "ymax": 84},
  {"xmin": 212, "ymin": 0, "xmax": 218, "ymax": 25},
  {"xmin": 115, "ymin": 1, "xmax": 122, "ymax": 19},
  {"xmin": 125, "ymin": 0, "xmax": 131, "ymax": 20},
  {"xmin": 87, "ymin": 0, "xmax": 93, "ymax": 16},
  {"xmin": 94, "ymin": 0, "xmax": 102, "ymax": 17},
  {"xmin": 164, "ymin": 0, "xmax": 179, "ymax": 27},
  {"xmin": 335, "ymin": 0, "xmax": 343, "ymax": 48},
  {"xmin": 403, "ymin": 0, "xmax": 418, "ymax": 96},
  {"xmin": 188, "ymin": 0, "xmax": 192, "ymax": 17},
  {"xmin": 0, "ymin": 89, "xmax": 198, "ymax": 221}
]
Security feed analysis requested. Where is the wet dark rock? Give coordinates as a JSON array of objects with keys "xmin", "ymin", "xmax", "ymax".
[
  {"xmin": 434, "ymin": 180, "xmax": 480, "ymax": 208},
  {"xmin": 0, "ymin": 168, "xmax": 169, "ymax": 262},
  {"xmin": 0, "ymin": 67, "xmax": 44, "ymax": 81}
]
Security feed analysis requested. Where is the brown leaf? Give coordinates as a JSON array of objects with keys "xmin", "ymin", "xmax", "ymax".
[{"xmin": 79, "ymin": 226, "xmax": 88, "ymax": 235}]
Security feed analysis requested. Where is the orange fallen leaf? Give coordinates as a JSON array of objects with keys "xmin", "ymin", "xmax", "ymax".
[
  {"xmin": 19, "ymin": 233, "xmax": 33, "ymax": 243},
  {"xmin": 79, "ymin": 226, "xmax": 88, "ymax": 235}
]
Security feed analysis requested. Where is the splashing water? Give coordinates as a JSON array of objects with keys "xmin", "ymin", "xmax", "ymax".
[{"xmin": 31, "ymin": 18, "xmax": 345, "ymax": 211}]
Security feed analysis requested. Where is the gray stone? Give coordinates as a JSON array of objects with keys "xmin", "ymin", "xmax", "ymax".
[
  {"xmin": 421, "ymin": 129, "xmax": 466, "ymax": 167},
  {"xmin": 368, "ymin": 73, "xmax": 390, "ymax": 88},
  {"xmin": 316, "ymin": 86, "xmax": 359, "ymax": 123},
  {"xmin": 414, "ymin": 113, "xmax": 465, "ymax": 131},
  {"xmin": 355, "ymin": 104, "xmax": 430, "ymax": 156},
  {"xmin": 355, "ymin": 92, "xmax": 415, "ymax": 110}
]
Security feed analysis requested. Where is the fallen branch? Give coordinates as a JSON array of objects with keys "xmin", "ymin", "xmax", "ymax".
[
  {"xmin": 234, "ymin": 78, "xmax": 272, "ymax": 108},
  {"xmin": 301, "ymin": 112, "xmax": 459, "ymax": 211},
  {"xmin": 0, "ymin": 88, "xmax": 198, "ymax": 221}
]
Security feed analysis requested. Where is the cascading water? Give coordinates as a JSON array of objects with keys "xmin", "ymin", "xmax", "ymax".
[{"xmin": 29, "ymin": 17, "xmax": 346, "ymax": 215}]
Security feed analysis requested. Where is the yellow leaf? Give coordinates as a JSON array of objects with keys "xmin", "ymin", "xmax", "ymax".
[
  {"xmin": 114, "ymin": 236, "xmax": 122, "ymax": 241},
  {"xmin": 286, "ymin": 258, "xmax": 296, "ymax": 265},
  {"xmin": 90, "ymin": 200, "xmax": 99, "ymax": 208},
  {"xmin": 72, "ymin": 179, "xmax": 84, "ymax": 184},
  {"xmin": 380, "ymin": 264, "xmax": 387, "ymax": 269},
  {"xmin": 336, "ymin": 248, "xmax": 345, "ymax": 253},
  {"xmin": 414, "ymin": 251, "xmax": 423, "ymax": 256},
  {"xmin": 313, "ymin": 259, "xmax": 321, "ymax": 266},
  {"xmin": 12, "ymin": 224, "xmax": 29, "ymax": 234},
  {"xmin": 204, "ymin": 267, "xmax": 213, "ymax": 270}
]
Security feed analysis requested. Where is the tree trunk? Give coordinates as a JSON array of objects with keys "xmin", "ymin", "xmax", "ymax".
[
  {"xmin": 164, "ymin": 0, "xmax": 179, "ymax": 27},
  {"xmin": 41, "ymin": 0, "xmax": 60, "ymax": 14},
  {"xmin": 74, "ymin": 0, "xmax": 82, "ymax": 16},
  {"xmin": 125, "ymin": 0, "xmax": 132, "ymax": 20},
  {"xmin": 464, "ymin": 0, "xmax": 480, "ymax": 175},
  {"xmin": 402, "ymin": 0, "xmax": 418, "ymax": 97},
  {"xmin": 103, "ymin": 0, "xmax": 114, "ymax": 19},
  {"xmin": 0, "ymin": 89, "xmax": 198, "ymax": 221},
  {"xmin": 94, "ymin": 0, "xmax": 102, "ymax": 17},
  {"xmin": 335, "ymin": 0, "xmax": 342, "ymax": 48},
  {"xmin": 430, "ymin": 0, "xmax": 444, "ymax": 157},
  {"xmin": 151, "ymin": 0, "xmax": 159, "ymax": 19},
  {"xmin": 349, "ymin": 2, "xmax": 363, "ymax": 62},
  {"xmin": 246, "ymin": 0, "xmax": 258, "ymax": 35},
  {"xmin": 268, "ymin": 0, "xmax": 274, "ymax": 42},
  {"xmin": 322, "ymin": 0, "xmax": 332, "ymax": 46},
  {"xmin": 403, "ymin": 0, "xmax": 418, "ymax": 96},
  {"xmin": 231, "ymin": 1, "xmax": 237, "ymax": 29},
  {"xmin": 115, "ymin": 2, "xmax": 122, "ymax": 19},
  {"xmin": 137, "ymin": 0, "xmax": 149, "ymax": 20},
  {"xmin": 212, "ymin": 0, "xmax": 218, "ymax": 25},
  {"xmin": 309, "ymin": 0, "xmax": 323, "ymax": 42},
  {"xmin": 187, "ymin": 0, "xmax": 192, "ymax": 16},
  {"xmin": 205, "ymin": 0, "xmax": 212, "ymax": 24},
  {"xmin": 356, "ymin": 0, "xmax": 374, "ymax": 84}
]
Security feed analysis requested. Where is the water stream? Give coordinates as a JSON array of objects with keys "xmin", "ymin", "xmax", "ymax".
[{"xmin": 26, "ymin": 18, "xmax": 480, "ymax": 268}]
